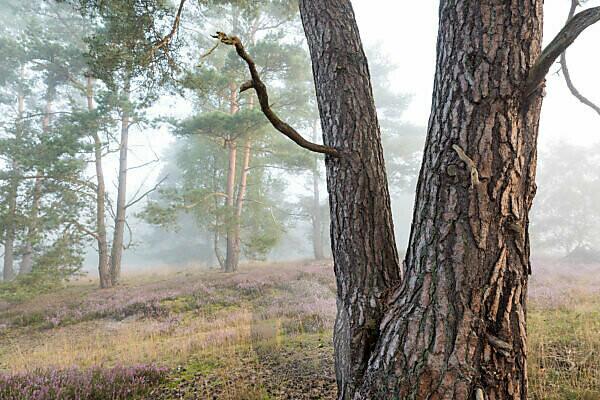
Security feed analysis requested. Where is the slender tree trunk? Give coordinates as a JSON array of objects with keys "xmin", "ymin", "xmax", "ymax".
[
  {"xmin": 3, "ymin": 82, "xmax": 25, "ymax": 281},
  {"xmin": 19, "ymin": 89, "xmax": 54, "ymax": 275},
  {"xmin": 231, "ymin": 137, "xmax": 251, "ymax": 270},
  {"xmin": 224, "ymin": 83, "xmax": 239, "ymax": 273},
  {"xmin": 110, "ymin": 82, "xmax": 131, "ymax": 285},
  {"xmin": 18, "ymin": 177, "xmax": 41, "ymax": 275},
  {"xmin": 86, "ymin": 76, "xmax": 111, "ymax": 288},
  {"xmin": 302, "ymin": 0, "xmax": 545, "ymax": 398},
  {"xmin": 299, "ymin": 1, "xmax": 401, "ymax": 397}
]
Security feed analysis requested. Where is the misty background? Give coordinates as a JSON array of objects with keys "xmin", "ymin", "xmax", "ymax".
[{"xmin": 1, "ymin": 0, "xmax": 599, "ymax": 277}]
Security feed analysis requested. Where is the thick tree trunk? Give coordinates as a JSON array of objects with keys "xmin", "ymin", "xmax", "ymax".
[
  {"xmin": 110, "ymin": 83, "xmax": 131, "ymax": 285},
  {"xmin": 224, "ymin": 83, "xmax": 239, "ymax": 273},
  {"xmin": 299, "ymin": 1, "xmax": 401, "ymax": 397},
  {"xmin": 231, "ymin": 137, "xmax": 251, "ymax": 270},
  {"xmin": 300, "ymin": 1, "xmax": 546, "ymax": 399},
  {"xmin": 86, "ymin": 76, "xmax": 111, "ymax": 289},
  {"xmin": 3, "ymin": 87, "xmax": 25, "ymax": 282},
  {"xmin": 358, "ymin": 2, "xmax": 543, "ymax": 399}
]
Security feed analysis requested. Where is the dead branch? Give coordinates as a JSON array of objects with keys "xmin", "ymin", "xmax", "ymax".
[
  {"xmin": 525, "ymin": 5, "xmax": 600, "ymax": 96},
  {"xmin": 212, "ymin": 32, "xmax": 340, "ymax": 157},
  {"xmin": 560, "ymin": 1, "xmax": 600, "ymax": 117},
  {"xmin": 124, "ymin": 175, "xmax": 169, "ymax": 210}
]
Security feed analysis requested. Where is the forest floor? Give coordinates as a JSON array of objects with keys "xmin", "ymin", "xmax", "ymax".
[{"xmin": 1, "ymin": 259, "xmax": 599, "ymax": 399}]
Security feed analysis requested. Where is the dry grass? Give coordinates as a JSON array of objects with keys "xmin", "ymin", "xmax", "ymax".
[{"xmin": 1, "ymin": 259, "xmax": 599, "ymax": 399}]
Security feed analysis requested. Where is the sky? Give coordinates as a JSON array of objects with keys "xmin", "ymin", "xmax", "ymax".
[{"xmin": 351, "ymin": 0, "xmax": 600, "ymax": 148}]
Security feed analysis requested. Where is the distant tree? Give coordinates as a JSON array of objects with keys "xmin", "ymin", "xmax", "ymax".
[
  {"xmin": 531, "ymin": 142, "xmax": 600, "ymax": 255},
  {"xmin": 143, "ymin": 0, "xmax": 306, "ymax": 272},
  {"xmin": 0, "ymin": 0, "xmax": 91, "ymax": 284}
]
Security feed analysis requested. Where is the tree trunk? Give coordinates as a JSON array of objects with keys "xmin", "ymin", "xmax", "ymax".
[
  {"xmin": 87, "ymin": 76, "xmax": 111, "ymax": 289},
  {"xmin": 18, "ymin": 176, "xmax": 42, "ymax": 275},
  {"xmin": 224, "ymin": 83, "xmax": 239, "ymax": 273},
  {"xmin": 110, "ymin": 83, "xmax": 131, "ymax": 285},
  {"xmin": 357, "ymin": 2, "xmax": 544, "ymax": 398},
  {"xmin": 3, "ymin": 84, "xmax": 25, "ymax": 282},
  {"xmin": 20, "ymin": 90, "xmax": 54, "ymax": 275},
  {"xmin": 299, "ymin": 1, "xmax": 402, "ymax": 397},
  {"xmin": 231, "ymin": 137, "xmax": 251, "ymax": 270},
  {"xmin": 301, "ymin": 0, "xmax": 546, "ymax": 398}
]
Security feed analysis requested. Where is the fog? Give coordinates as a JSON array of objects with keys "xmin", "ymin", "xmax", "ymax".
[{"xmin": 2, "ymin": 1, "xmax": 600, "ymax": 399}]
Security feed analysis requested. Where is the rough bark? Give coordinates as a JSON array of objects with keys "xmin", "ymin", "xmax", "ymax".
[
  {"xmin": 357, "ymin": 2, "xmax": 546, "ymax": 399},
  {"xmin": 110, "ymin": 83, "xmax": 131, "ymax": 285},
  {"xmin": 87, "ymin": 76, "xmax": 112, "ymax": 289},
  {"xmin": 224, "ymin": 83, "xmax": 239, "ymax": 273},
  {"xmin": 219, "ymin": 0, "xmax": 599, "ymax": 397},
  {"xmin": 299, "ymin": 1, "xmax": 401, "ymax": 397}
]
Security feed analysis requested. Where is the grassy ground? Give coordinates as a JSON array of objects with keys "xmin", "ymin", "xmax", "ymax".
[{"xmin": 1, "ymin": 259, "xmax": 599, "ymax": 399}]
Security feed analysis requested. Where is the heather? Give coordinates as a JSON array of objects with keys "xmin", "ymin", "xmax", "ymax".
[
  {"xmin": 0, "ymin": 260, "xmax": 599, "ymax": 399},
  {"xmin": 0, "ymin": 364, "xmax": 167, "ymax": 400}
]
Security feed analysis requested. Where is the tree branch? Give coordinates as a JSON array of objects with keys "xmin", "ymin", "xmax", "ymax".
[
  {"xmin": 124, "ymin": 175, "xmax": 168, "ymax": 209},
  {"xmin": 212, "ymin": 32, "xmax": 340, "ymax": 157},
  {"xmin": 560, "ymin": 1, "xmax": 600, "ymax": 117},
  {"xmin": 525, "ymin": 5, "xmax": 600, "ymax": 96}
]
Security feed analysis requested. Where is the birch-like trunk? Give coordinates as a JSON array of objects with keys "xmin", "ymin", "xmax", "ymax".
[
  {"xmin": 110, "ymin": 82, "xmax": 131, "ymax": 285},
  {"xmin": 3, "ymin": 77, "xmax": 25, "ymax": 282},
  {"xmin": 19, "ymin": 89, "xmax": 54, "ymax": 275},
  {"xmin": 224, "ymin": 83, "xmax": 239, "ymax": 273},
  {"xmin": 86, "ymin": 76, "xmax": 111, "ymax": 288}
]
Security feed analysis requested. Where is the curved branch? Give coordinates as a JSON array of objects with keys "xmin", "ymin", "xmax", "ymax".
[
  {"xmin": 212, "ymin": 32, "xmax": 340, "ymax": 157},
  {"xmin": 560, "ymin": 1, "xmax": 600, "ymax": 117},
  {"xmin": 525, "ymin": 6, "xmax": 600, "ymax": 96}
]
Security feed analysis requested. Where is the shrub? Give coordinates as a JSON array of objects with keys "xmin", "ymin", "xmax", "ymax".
[{"xmin": 0, "ymin": 364, "xmax": 167, "ymax": 400}]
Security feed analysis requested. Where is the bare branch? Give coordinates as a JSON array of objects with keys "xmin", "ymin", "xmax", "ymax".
[
  {"xmin": 212, "ymin": 32, "xmax": 340, "ymax": 157},
  {"xmin": 68, "ymin": 220, "xmax": 100, "ymax": 241},
  {"xmin": 124, "ymin": 175, "xmax": 169, "ymax": 210},
  {"xmin": 525, "ymin": 5, "xmax": 600, "ymax": 96},
  {"xmin": 560, "ymin": 1, "xmax": 600, "ymax": 117},
  {"xmin": 126, "ymin": 158, "xmax": 160, "ymax": 173}
]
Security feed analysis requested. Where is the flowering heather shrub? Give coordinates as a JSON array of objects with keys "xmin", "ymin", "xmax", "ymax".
[{"xmin": 0, "ymin": 364, "xmax": 167, "ymax": 400}]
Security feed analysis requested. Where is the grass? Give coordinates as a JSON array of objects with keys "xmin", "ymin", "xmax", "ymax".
[{"xmin": 0, "ymin": 259, "xmax": 599, "ymax": 399}]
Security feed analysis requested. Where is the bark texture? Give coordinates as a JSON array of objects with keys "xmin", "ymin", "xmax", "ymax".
[
  {"xmin": 357, "ymin": 2, "xmax": 545, "ymax": 399},
  {"xmin": 299, "ymin": 1, "xmax": 401, "ymax": 397}
]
